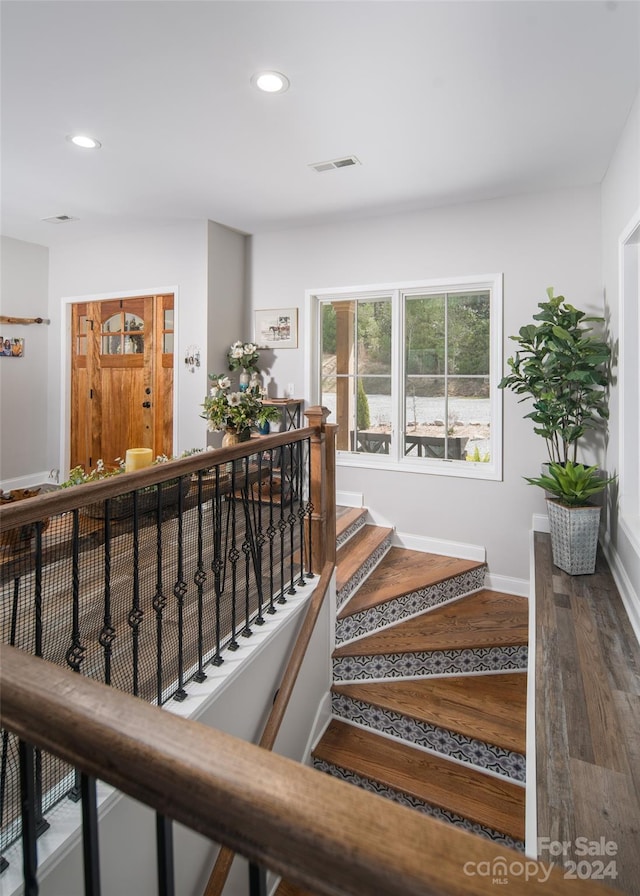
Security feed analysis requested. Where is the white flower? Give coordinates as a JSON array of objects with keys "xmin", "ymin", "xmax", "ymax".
[
  {"xmin": 231, "ymin": 346, "xmax": 244, "ymax": 359},
  {"xmin": 243, "ymin": 343, "xmax": 256, "ymax": 355},
  {"xmin": 218, "ymin": 375, "xmax": 231, "ymax": 389},
  {"xmin": 228, "ymin": 392, "xmax": 242, "ymax": 407}
]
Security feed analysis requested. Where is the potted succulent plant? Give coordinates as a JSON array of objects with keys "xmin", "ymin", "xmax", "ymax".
[
  {"xmin": 525, "ymin": 462, "xmax": 615, "ymax": 574},
  {"xmin": 499, "ymin": 288, "xmax": 614, "ymax": 574}
]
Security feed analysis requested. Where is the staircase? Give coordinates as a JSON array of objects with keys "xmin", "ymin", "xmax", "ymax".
[{"xmin": 275, "ymin": 507, "xmax": 528, "ymax": 896}]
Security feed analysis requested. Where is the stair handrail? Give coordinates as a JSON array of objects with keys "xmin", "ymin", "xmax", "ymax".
[
  {"xmin": 203, "ymin": 559, "xmax": 335, "ymax": 896},
  {"xmin": 1, "ymin": 644, "xmax": 614, "ymax": 896},
  {"xmin": 0, "ymin": 428, "xmax": 313, "ymax": 531}
]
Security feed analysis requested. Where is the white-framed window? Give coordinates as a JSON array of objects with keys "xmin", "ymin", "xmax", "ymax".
[{"xmin": 306, "ymin": 274, "xmax": 503, "ymax": 480}]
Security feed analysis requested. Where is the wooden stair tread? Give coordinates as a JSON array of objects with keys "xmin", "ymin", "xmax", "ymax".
[
  {"xmin": 314, "ymin": 720, "xmax": 525, "ymax": 841},
  {"xmin": 338, "ymin": 547, "xmax": 485, "ymax": 619},
  {"xmin": 336, "ymin": 506, "xmax": 367, "ymax": 539},
  {"xmin": 333, "ymin": 673, "xmax": 527, "ymax": 754},
  {"xmin": 333, "ymin": 590, "xmax": 528, "ymax": 657},
  {"xmin": 336, "ymin": 524, "xmax": 393, "ymax": 593}
]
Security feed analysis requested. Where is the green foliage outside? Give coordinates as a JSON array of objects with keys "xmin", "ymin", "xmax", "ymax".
[{"xmin": 357, "ymin": 379, "xmax": 370, "ymax": 430}]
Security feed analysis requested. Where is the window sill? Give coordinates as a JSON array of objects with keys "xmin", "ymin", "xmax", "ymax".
[{"xmin": 335, "ymin": 452, "xmax": 502, "ymax": 481}]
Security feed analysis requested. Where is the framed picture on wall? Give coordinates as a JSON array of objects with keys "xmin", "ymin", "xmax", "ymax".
[
  {"xmin": 254, "ymin": 308, "xmax": 298, "ymax": 349},
  {"xmin": 1, "ymin": 337, "xmax": 24, "ymax": 357}
]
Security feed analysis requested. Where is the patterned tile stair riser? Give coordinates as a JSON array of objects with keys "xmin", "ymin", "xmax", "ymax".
[
  {"xmin": 332, "ymin": 644, "xmax": 529, "ymax": 682},
  {"xmin": 331, "ymin": 693, "xmax": 526, "ymax": 783},
  {"xmin": 336, "ymin": 530, "xmax": 393, "ymax": 609},
  {"xmin": 335, "ymin": 514, "xmax": 366, "ymax": 550},
  {"xmin": 313, "ymin": 759, "xmax": 525, "ymax": 853},
  {"xmin": 335, "ymin": 566, "xmax": 486, "ymax": 644}
]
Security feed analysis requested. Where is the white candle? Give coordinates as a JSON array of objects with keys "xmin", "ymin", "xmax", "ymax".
[{"xmin": 125, "ymin": 448, "xmax": 153, "ymax": 472}]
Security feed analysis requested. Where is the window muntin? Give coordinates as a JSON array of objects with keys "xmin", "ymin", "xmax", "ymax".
[{"xmin": 313, "ymin": 276, "xmax": 501, "ymax": 479}]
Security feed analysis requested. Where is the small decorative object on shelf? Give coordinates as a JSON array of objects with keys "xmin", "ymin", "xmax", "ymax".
[{"xmin": 202, "ymin": 374, "xmax": 280, "ymax": 439}]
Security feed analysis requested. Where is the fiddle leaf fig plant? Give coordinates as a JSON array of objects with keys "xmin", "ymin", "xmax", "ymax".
[{"xmin": 499, "ymin": 288, "xmax": 611, "ymax": 465}]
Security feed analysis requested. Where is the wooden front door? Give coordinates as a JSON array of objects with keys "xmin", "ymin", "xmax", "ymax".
[{"xmin": 70, "ymin": 294, "xmax": 174, "ymax": 471}]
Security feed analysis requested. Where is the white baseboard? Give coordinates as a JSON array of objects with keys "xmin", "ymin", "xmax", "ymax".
[
  {"xmin": 484, "ymin": 572, "xmax": 529, "ymax": 598},
  {"xmin": 394, "ymin": 529, "xmax": 485, "ymax": 563},
  {"xmin": 601, "ymin": 535, "xmax": 640, "ymax": 648},
  {"xmin": 336, "ymin": 490, "xmax": 364, "ymax": 508},
  {"xmin": 532, "ymin": 513, "xmax": 550, "ymax": 533},
  {"xmin": 0, "ymin": 470, "xmax": 57, "ymax": 492}
]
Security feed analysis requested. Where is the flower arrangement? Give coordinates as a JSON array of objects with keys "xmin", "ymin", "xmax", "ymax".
[
  {"xmin": 61, "ymin": 455, "xmax": 172, "ymax": 488},
  {"xmin": 202, "ymin": 374, "xmax": 279, "ymax": 435},
  {"xmin": 227, "ymin": 341, "xmax": 260, "ymax": 373}
]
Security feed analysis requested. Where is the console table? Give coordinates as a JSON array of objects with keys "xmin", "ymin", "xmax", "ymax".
[{"xmin": 263, "ymin": 398, "xmax": 303, "ymax": 430}]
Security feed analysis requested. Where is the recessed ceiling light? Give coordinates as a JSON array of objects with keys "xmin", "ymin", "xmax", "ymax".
[
  {"xmin": 66, "ymin": 134, "xmax": 102, "ymax": 149},
  {"xmin": 252, "ymin": 71, "xmax": 290, "ymax": 94}
]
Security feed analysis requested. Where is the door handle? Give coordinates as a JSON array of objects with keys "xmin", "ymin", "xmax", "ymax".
[{"xmin": 142, "ymin": 401, "xmax": 151, "ymax": 408}]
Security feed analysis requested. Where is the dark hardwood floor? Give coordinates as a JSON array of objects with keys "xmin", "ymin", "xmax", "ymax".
[{"xmin": 535, "ymin": 532, "xmax": 640, "ymax": 895}]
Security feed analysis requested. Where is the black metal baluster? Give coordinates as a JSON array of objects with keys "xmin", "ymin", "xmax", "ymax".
[
  {"xmin": 296, "ymin": 440, "xmax": 307, "ymax": 586},
  {"xmin": 266, "ymin": 450, "xmax": 276, "ymax": 614},
  {"xmin": 241, "ymin": 456, "xmax": 252, "ymax": 639},
  {"xmin": 193, "ymin": 472, "xmax": 207, "ymax": 682},
  {"xmin": 210, "ymin": 467, "xmax": 224, "ymax": 666},
  {"xmin": 156, "ymin": 814, "xmax": 175, "ymax": 896},
  {"xmin": 153, "ymin": 486, "xmax": 166, "ymax": 706},
  {"xmin": 19, "ymin": 740, "xmax": 38, "ymax": 896},
  {"xmin": 81, "ymin": 774, "xmax": 101, "ymax": 896},
  {"xmin": 128, "ymin": 492, "xmax": 143, "ymax": 697},
  {"xmin": 173, "ymin": 478, "xmax": 188, "ymax": 701},
  {"xmin": 0, "ymin": 577, "xmax": 22, "ymax": 868},
  {"xmin": 306, "ymin": 442, "xmax": 314, "ymax": 578},
  {"xmin": 254, "ymin": 450, "xmax": 266, "ymax": 625},
  {"xmin": 277, "ymin": 449, "xmax": 287, "ymax": 604},
  {"xmin": 287, "ymin": 443, "xmax": 297, "ymax": 596},
  {"xmin": 228, "ymin": 465, "xmax": 240, "ymax": 651},
  {"xmin": 67, "ymin": 511, "xmax": 84, "ymax": 804},
  {"xmin": 99, "ymin": 500, "xmax": 115, "ymax": 686},
  {"xmin": 248, "ymin": 862, "xmax": 267, "ymax": 896}
]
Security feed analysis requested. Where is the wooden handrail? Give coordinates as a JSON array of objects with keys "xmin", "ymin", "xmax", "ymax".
[
  {"xmin": 0, "ymin": 645, "xmax": 614, "ymax": 896},
  {"xmin": 203, "ymin": 560, "xmax": 335, "ymax": 896},
  {"xmin": 0, "ymin": 428, "xmax": 313, "ymax": 531}
]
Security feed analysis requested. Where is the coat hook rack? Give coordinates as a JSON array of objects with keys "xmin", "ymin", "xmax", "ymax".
[{"xmin": 0, "ymin": 315, "xmax": 50, "ymax": 326}]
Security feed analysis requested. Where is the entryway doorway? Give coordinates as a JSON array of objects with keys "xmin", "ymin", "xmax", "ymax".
[{"xmin": 70, "ymin": 294, "xmax": 174, "ymax": 471}]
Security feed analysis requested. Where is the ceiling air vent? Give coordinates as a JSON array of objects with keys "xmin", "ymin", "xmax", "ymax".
[
  {"xmin": 42, "ymin": 214, "xmax": 79, "ymax": 224},
  {"xmin": 309, "ymin": 155, "xmax": 361, "ymax": 173}
]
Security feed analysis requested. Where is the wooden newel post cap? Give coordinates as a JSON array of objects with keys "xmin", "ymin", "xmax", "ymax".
[{"xmin": 304, "ymin": 406, "xmax": 332, "ymax": 428}]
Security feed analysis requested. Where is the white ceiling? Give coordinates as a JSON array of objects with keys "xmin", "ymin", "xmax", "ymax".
[{"xmin": 1, "ymin": 0, "xmax": 639, "ymax": 248}]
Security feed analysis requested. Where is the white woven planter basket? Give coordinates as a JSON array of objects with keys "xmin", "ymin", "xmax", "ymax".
[{"xmin": 547, "ymin": 500, "xmax": 601, "ymax": 575}]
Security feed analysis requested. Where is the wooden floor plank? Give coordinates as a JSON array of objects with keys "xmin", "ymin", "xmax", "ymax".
[
  {"xmin": 314, "ymin": 719, "xmax": 525, "ymax": 841},
  {"xmin": 334, "ymin": 590, "xmax": 528, "ymax": 657},
  {"xmin": 333, "ymin": 672, "xmax": 527, "ymax": 754},
  {"xmin": 337, "ymin": 547, "xmax": 485, "ymax": 619},
  {"xmin": 535, "ymin": 533, "xmax": 640, "ymax": 895}
]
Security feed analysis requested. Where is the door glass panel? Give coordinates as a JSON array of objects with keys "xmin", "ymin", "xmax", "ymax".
[{"xmin": 163, "ymin": 333, "xmax": 174, "ymax": 354}]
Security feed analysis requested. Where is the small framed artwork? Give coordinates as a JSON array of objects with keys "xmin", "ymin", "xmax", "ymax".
[
  {"xmin": 254, "ymin": 308, "xmax": 298, "ymax": 349},
  {"xmin": 1, "ymin": 337, "xmax": 24, "ymax": 357}
]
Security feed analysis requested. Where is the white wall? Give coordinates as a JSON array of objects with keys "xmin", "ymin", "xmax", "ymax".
[
  {"xmin": 0, "ymin": 236, "xmax": 50, "ymax": 483},
  {"xmin": 206, "ymin": 221, "xmax": 248, "ymax": 447},
  {"xmin": 601, "ymin": 88, "xmax": 640, "ymax": 633},
  {"xmin": 250, "ymin": 186, "xmax": 603, "ymax": 582},
  {"xmin": 47, "ymin": 220, "xmax": 235, "ymax": 474}
]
